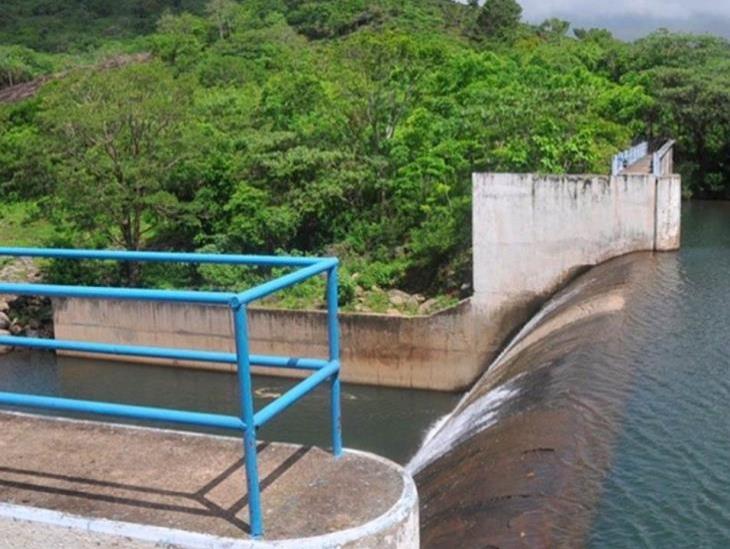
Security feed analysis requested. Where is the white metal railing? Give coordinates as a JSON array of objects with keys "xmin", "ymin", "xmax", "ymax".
[
  {"xmin": 652, "ymin": 139, "xmax": 676, "ymax": 177},
  {"xmin": 611, "ymin": 141, "xmax": 649, "ymax": 175}
]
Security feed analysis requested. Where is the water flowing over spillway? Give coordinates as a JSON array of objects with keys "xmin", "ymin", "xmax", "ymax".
[
  {"xmin": 409, "ymin": 254, "xmax": 647, "ymax": 547},
  {"xmin": 410, "ymin": 201, "xmax": 730, "ymax": 548}
]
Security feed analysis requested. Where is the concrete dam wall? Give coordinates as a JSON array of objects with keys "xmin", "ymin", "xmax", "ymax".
[
  {"xmin": 54, "ymin": 172, "xmax": 681, "ymax": 391},
  {"xmin": 469, "ymin": 172, "xmax": 681, "ymax": 376}
]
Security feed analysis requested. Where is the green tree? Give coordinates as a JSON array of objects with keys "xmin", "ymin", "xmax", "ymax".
[
  {"xmin": 627, "ymin": 32, "xmax": 730, "ymax": 196},
  {"xmin": 476, "ymin": 0, "xmax": 522, "ymax": 40},
  {"xmin": 205, "ymin": 0, "xmax": 239, "ymax": 39},
  {"xmin": 0, "ymin": 46, "xmax": 53, "ymax": 88},
  {"xmin": 39, "ymin": 61, "xmax": 194, "ymax": 283},
  {"xmin": 538, "ymin": 18, "xmax": 570, "ymax": 40}
]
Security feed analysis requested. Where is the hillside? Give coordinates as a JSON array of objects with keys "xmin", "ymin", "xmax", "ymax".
[
  {"xmin": 0, "ymin": 0, "xmax": 729, "ymax": 310},
  {"xmin": 0, "ymin": 0, "xmax": 469, "ymax": 52}
]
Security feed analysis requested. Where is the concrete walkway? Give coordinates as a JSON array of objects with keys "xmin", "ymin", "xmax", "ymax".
[
  {"xmin": 621, "ymin": 155, "xmax": 652, "ymax": 174},
  {"xmin": 0, "ymin": 411, "xmax": 417, "ymax": 547}
]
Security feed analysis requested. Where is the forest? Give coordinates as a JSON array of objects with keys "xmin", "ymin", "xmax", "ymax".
[{"xmin": 1, "ymin": 0, "xmax": 729, "ymax": 311}]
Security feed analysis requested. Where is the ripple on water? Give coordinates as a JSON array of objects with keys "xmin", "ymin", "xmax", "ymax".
[{"xmin": 589, "ymin": 201, "xmax": 730, "ymax": 548}]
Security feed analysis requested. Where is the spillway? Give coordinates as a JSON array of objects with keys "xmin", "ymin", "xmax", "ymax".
[{"xmin": 409, "ymin": 252, "xmax": 662, "ymax": 547}]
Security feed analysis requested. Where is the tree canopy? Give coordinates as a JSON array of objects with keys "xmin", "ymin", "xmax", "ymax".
[
  {"xmin": 476, "ymin": 0, "xmax": 522, "ymax": 40},
  {"xmin": 0, "ymin": 0, "xmax": 728, "ymax": 308}
]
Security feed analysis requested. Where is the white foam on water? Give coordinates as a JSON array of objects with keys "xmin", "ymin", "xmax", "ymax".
[
  {"xmin": 406, "ymin": 280, "xmax": 588, "ymax": 475},
  {"xmin": 406, "ymin": 381, "xmax": 520, "ymax": 474}
]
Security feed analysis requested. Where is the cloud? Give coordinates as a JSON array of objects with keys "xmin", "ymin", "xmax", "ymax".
[
  {"xmin": 518, "ymin": 0, "xmax": 730, "ymax": 21},
  {"xmin": 456, "ymin": 1, "xmax": 730, "ymax": 39},
  {"xmin": 496, "ymin": 1, "xmax": 730, "ymax": 39}
]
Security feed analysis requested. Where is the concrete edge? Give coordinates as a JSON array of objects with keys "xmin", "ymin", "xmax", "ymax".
[
  {"xmin": 249, "ymin": 299, "xmax": 470, "ymax": 319},
  {"xmin": 0, "ymin": 411, "xmax": 419, "ymax": 548}
]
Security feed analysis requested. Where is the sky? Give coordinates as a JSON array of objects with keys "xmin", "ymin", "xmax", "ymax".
[{"xmin": 492, "ymin": 0, "xmax": 730, "ymax": 40}]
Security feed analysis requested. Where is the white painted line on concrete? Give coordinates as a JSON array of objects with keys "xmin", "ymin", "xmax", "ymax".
[{"xmin": 0, "ymin": 502, "xmax": 251, "ymax": 548}]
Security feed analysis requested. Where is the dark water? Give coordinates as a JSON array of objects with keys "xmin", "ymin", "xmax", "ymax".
[
  {"xmin": 589, "ymin": 201, "xmax": 730, "ymax": 547},
  {"xmin": 0, "ymin": 352, "xmax": 458, "ymax": 465},
  {"xmin": 411, "ymin": 201, "xmax": 730, "ymax": 547}
]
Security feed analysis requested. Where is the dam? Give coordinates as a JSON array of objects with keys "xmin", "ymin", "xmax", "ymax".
[
  {"xmin": 3, "ymin": 142, "xmax": 727, "ymax": 547},
  {"xmin": 411, "ymin": 200, "xmax": 730, "ymax": 547}
]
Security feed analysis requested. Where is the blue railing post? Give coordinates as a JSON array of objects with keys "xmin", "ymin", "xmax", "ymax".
[
  {"xmin": 232, "ymin": 301, "xmax": 264, "ymax": 538},
  {"xmin": 0, "ymin": 248, "xmax": 343, "ymax": 540},
  {"xmin": 326, "ymin": 264, "xmax": 343, "ymax": 458}
]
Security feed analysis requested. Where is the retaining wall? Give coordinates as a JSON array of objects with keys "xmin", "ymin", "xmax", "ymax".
[
  {"xmin": 471, "ymin": 173, "xmax": 681, "ymax": 349},
  {"xmin": 53, "ymin": 173, "xmax": 681, "ymax": 392},
  {"xmin": 53, "ymin": 298, "xmax": 491, "ymax": 391}
]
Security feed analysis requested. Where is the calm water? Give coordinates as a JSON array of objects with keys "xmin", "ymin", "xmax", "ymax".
[
  {"xmin": 590, "ymin": 201, "xmax": 730, "ymax": 547},
  {"xmin": 0, "ymin": 352, "xmax": 458, "ymax": 465}
]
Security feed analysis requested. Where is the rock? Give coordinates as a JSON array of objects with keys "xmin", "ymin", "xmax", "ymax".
[
  {"xmin": 25, "ymin": 329, "xmax": 40, "ymax": 339},
  {"xmin": 0, "ymin": 300, "xmax": 9, "ymax": 312},
  {"xmin": 0, "ymin": 312, "xmax": 9, "ymax": 330},
  {"xmin": 386, "ymin": 308, "xmax": 401, "ymax": 316},
  {"xmin": 388, "ymin": 289, "xmax": 410, "ymax": 307},
  {"xmin": 9, "ymin": 323, "xmax": 23, "ymax": 335},
  {"xmin": 418, "ymin": 298, "xmax": 440, "ymax": 315},
  {"xmin": 0, "ymin": 329, "xmax": 11, "ymax": 354}
]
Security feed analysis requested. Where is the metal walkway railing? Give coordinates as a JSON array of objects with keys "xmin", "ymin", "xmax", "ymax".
[
  {"xmin": 611, "ymin": 141, "xmax": 649, "ymax": 175},
  {"xmin": 0, "ymin": 247, "xmax": 342, "ymax": 539}
]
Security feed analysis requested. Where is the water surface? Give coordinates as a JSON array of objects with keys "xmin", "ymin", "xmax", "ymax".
[
  {"xmin": 0, "ymin": 352, "xmax": 458, "ymax": 464},
  {"xmin": 589, "ymin": 201, "xmax": 730, "ymax": 547}
]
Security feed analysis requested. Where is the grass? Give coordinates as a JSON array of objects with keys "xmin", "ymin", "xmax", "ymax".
[{"xmin": 0, "ymin": 200, "xmax": 56, "ymax": 247}]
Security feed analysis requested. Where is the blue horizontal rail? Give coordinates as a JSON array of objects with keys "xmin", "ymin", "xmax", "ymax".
[
  {"xmin": 0, "ymin": 247, "xmax": 329, "ymax": 267},
  {"xmin": 0, "ymin": 282, "xmax": 236, "ymax": 305},
  {"xmin": 0, "ymin": 247, "xmax": 342, "ymax": 539},
  {"xmin": 0, "ymin": 392, "xmax": 245, "ymax": 430},
  {"xmin": 254, "ymin": 361, "xmax": 339, "ymax": 427}
]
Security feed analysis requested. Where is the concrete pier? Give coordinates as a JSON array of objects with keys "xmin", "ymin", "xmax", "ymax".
[{"xmin": 0, "ymin": 412, "xmax": 418, "ymax": 548}]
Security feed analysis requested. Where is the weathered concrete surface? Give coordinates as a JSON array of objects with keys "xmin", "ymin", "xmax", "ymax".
[
  {"xmin": 0, "ymin": 512, "xmax": 156, "ymax": 548},
  {"xmin": 0, "ymin": 412, "xmax": 418, "ymax": 548},
  {"xmin": 53, "ymin": 299, "xmax": 488, "ymax": 392},
  {"xmin": 655, "ymin": 175, "xmax": 682, "ymax": 250},
  {"xmin": 471, "ymin": 173, "xmax": 682, "ymax": 370}
]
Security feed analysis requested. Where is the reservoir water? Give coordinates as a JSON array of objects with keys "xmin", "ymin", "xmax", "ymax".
[
  {"xmin": 589, "ymin": 201, "xmax": 730, "ymax": 547},
  {"xmin": 0, "ymin": 352, "xmax": 458, "ymax": 465}
]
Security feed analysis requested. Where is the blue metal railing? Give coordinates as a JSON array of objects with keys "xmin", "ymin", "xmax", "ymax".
[{"xmin": 0, "ymin": 247, "xmax": 343, "ymax": 539}]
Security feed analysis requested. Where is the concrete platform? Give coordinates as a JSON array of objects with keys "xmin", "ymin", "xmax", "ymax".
[{"xmin": 0, "ymin": 411, "xmax": 418, "ymax": 548}]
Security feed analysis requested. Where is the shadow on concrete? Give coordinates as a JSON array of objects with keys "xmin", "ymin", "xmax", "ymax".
[{"xmin": 0, "ymin": 442, "xmax": 311, "ymax": 535}]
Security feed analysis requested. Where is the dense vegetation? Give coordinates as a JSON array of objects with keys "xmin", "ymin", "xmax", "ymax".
[{"xmin": 0, "ymin": 0, "xmax": 729, "ymax": 311}]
